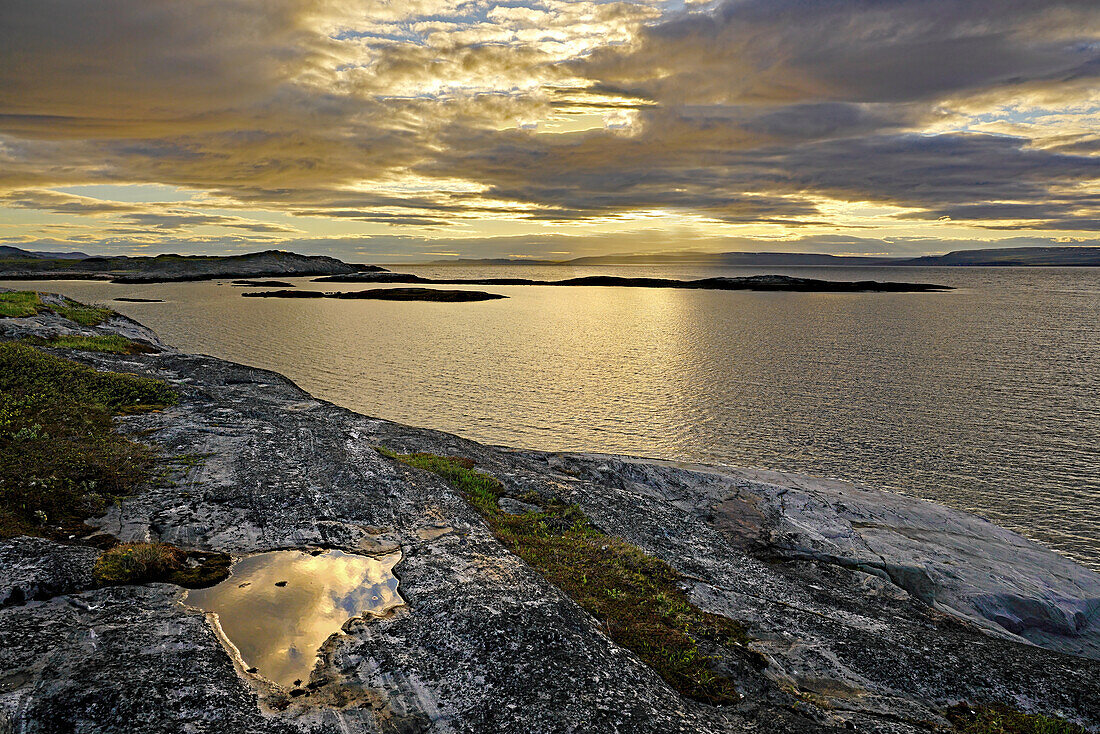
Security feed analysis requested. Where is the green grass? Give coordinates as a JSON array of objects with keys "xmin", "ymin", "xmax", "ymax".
[
  {"xmin": 93, "ymin": 542, "xmax": 185, "ymax": 584},
  {"xmin": 0, "ymin": 342, "xmax": 177, "ymax": 538},
  {"xmin": 52, "ymin": 297, "xmax": 114, "ymax": 326},
  {"xmin": 24, "ymin": 334, "xmax": 153, "ymax": 354},
  {"xmin": 0, "ymin": 291, "xmax": 116, "ymax": 325},
  {"xmin": 0, "ymin": 291, "xmax": 44, "ymax": 318},
  {"xmin": 92, "ymin": 542, "xmax": 230, "ymax": 588},
  {"xmin": 947, "ymin": 704, "xmax": 1085, "ymax": 734},
  {"xmin": 378, "ymin": 448, "xmax": 751, "ymax": 705}
]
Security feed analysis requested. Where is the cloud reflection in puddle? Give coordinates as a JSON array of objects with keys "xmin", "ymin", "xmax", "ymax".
[{"xmin": 184, "ymin": 549, "xmax": 402, "ymax": 690}]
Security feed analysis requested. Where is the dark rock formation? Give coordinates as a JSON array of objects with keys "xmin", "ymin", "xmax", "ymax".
[
  {"xmin": 0, "ymin": 297, "xmax": 1096, "ymax": 734},
  {"xmin": 242, "ymin": 288, "xmax": 507, "ymax": 302},
  {"xmin": 113, "ymin": 297, "xmax": 165, "ymax": 303},
  {"xmin": 231, "ymin": 280, "xmax": 296, "ymax": 287},
  {"xmin": 314, "ymin": 272, "xmax": 954, "ymax": 292}
]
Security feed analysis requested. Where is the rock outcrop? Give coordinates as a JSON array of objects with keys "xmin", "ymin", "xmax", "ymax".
[{"xmin": 0, "ymin": 294, "xmax": 1096, "ymax": 733}]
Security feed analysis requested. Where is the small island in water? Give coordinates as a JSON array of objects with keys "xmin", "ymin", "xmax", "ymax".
[
  {"xmin": 313, "ymin": 271, "xmax": 955, "ymax": 292},
  {"xmin": 242, "ymin": 287, "xmax": 508, "ymax": 302}
]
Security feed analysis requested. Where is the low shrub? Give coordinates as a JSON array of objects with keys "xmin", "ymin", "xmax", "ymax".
[
  {"xmin": 0, "ymin": 343, "xmax": 176, "ymax": 537},
  {"xmin": 947, "ymin": 704, "xmax": 1085, "ymax": 734},
  {"xmin": 93, "ymin": 542, "xmax": 185, "ymax": 584}
]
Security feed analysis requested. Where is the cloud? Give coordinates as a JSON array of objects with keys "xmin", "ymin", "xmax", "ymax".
[
  {"xmin": 0, "ymin": 0, "xmax": 1098, "ymax": 252},
  {"xmin": 0, "ymin": 189, "xmax": 137, "ymax": 214},
  {"xmin": 580, "ymin": 0, "xmax": 1100, "ymax": 106}
]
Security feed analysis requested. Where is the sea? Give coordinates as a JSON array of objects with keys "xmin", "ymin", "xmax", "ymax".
[{"xmin": 5, "ymin": 264, "xmax": 1098, "ymax": 570}]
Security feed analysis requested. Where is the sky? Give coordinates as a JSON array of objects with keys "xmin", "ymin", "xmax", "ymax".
[{"xmin": 1, "ymin": 0, "xmax": 1099, "ymax": 262}]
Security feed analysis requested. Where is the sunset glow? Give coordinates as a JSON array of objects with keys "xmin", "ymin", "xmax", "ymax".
[{"xmin": 2, "ymin": 0, "xmax": 1098, "ymax": 260}]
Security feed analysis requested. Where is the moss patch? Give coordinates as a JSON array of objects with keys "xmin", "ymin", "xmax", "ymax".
[
  {"xmin": 93, "ymin": 542, "xmax": 231, "ymax": 588},
  {"xmin": 0, "ymin": 291, "xmax": 44, "ymax": 318},
  {"xmin": 378, "ymin": 448, "xmax": 751, "ymax": 705},
  {"xmin": 168, "ymin": 550, "xmax": 233, "ymax": 588},
  {"xmin": 947, "ymin": 704, "xmax": 1085, "ymax": 734},
  {"xmin": 24, "ymin": 334, "xmax": 154, "ymax": 354},
  {"xmin": 0, "ymin": 342, "xmax": 177, "ymax": 538}
]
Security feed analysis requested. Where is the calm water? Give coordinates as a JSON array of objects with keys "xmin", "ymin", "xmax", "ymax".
[
  {"xmin": 6, "ymin": 265, "xmax": 1098, "ymax": 570},
  {"xmin": 184, "ymin": 549, "xmax": 402, "ymax": 689}
]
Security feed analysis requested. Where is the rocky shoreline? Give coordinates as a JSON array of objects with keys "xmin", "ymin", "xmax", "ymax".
[{"xmin": 0, "ymin": 292, "xmax": 1097, "ymax": 733}]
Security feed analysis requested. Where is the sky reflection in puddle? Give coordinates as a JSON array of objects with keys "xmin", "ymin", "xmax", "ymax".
[{"xmin": 184, "ymin": 549, "xmax": 402, "ymax": 690}]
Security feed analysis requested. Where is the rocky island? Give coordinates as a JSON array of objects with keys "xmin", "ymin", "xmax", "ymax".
[
  {"xmin": 0, "ymin": 249, "xmax": 357, "ymax": 283},
  {"xmin": 0, "ymin": 289, "xmax": 1096, "ymax": 734},
  {"xmin": 242, "ymin": 287, "xmax": 508, "ymax": 302},
  {"xmin": 314, "ymin": 272, "xmax": 955, "ymax": 293},
  {"xmin": 0, "ymin": 246, "xmax": 955, "ymax": 293}
]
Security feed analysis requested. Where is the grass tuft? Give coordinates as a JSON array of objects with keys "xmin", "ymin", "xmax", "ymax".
[
  {"xmin": 378, "ymin": 448, "xmax": 751, "ymax": 705},
  {"xmin": 93, "ymin": 542, "xmax": 185, "ymax": 584},
  {"xmin": 24, "ymin": 334, "xmax": 154, "ymax": 354},
  {"xmin": 52, "ymin": 297, "xmax": 115, "ymax": 326},
  {"xmin": 0, "ymin": 342, "xmax": 177, "ymax": 538},
  {"xmin": 0, "ymin": 291, "xmax": 116, "ymax": 325},
  {"xmin": 947, "ymin": 704, "xmax": 1085, "ymax": 734},
  {"xmin": 0, "ymin": 291, "xmax": 44, "ymax": 318}
]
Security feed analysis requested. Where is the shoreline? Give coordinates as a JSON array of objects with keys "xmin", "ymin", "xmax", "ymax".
[{"xmin": 1, "ymin": 289, "xmax": 1098, "ymax": 732}]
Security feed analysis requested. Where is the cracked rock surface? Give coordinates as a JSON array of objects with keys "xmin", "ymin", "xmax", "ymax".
[{"xmin": 1, "ymin": 295, "xmax": 1098, "ymax": 733}]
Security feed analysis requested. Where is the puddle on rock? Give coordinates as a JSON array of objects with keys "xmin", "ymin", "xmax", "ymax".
[{"xmin": 183, "ymin": 549, "xmax": 402, "ymax": 690}]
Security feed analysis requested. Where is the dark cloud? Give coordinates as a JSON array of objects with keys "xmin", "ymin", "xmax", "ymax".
[
  {"xmin": 581, "ymin": 0, "xmax": 1100, "ymax": 106},
  {"xmin": 0, "ymin": 0, "xmax": 1098, "ymax": 249},
  {"xmin": 116, "ymin": 212, "xmax": 297, "ymax": 233},
  {"xmin": 0, "ymin": 189, "xmax": 137, "ymax": 214},
  {"xmin": 0, "ymin": 0, "xmax": 329, "ymax": 137}
]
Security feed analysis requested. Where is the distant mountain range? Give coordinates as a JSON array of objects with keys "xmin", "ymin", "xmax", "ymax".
[
  {"xmin": 894, "ymin": 246, "xmax": 1100, "ymax": 266},
  {"xmin": 0, "ymin": 245, "xmax": 89, "ymax": 260},
  {"xmin": 3, "ymin": 244, "xmax": 1099, "ymax": 271},
  {"xmin": 428, "ymin": 246, "xmax": 1100, "ymax": 267},
  {"xmin": 0, "ymin": 248, "xmax": 353, "ymax": 282}
]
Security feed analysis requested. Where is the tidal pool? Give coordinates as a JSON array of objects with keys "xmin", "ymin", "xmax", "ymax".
[{"xmin": 183, "ymin": 549, "xmax": 402, "ymax": 690}]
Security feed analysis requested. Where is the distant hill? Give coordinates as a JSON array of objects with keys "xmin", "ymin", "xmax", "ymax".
[
  {"xmin": 0, "ymin": 249, "xmax": 356, "ymax": 282},
  {"xmin": 897, "ymin": 246, "xmax": 1100, "ymax": 266},
  {"xmin": 0, "ymin": 245, "xmax": 89, "ymax": 260},
  {"xmin": 566, "ymin": 251, "xmax": 894, "ymax": 266},
  {"xmin": 427, "ymin": 246, "xmax": 1100, "ymax": 267}
]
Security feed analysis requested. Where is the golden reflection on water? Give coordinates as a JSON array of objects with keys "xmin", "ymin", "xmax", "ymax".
[
  {"xmin": 183, "ymin": 549, "xmax": 402, "ymax": 690},
  {"xmin": 8, "ymin": 268, "xmax": 1098, "ymax": 570}
]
